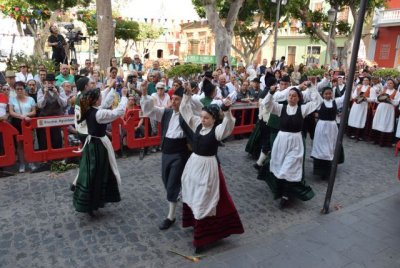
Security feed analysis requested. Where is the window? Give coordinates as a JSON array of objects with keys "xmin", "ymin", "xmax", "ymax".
[
  {"xmin": 306, "ymin": 46, "xmax": 321, "ymax": 65},
  {"xmin": 379, "ymin": 44, "xmax": 391, "ymax": 60}
]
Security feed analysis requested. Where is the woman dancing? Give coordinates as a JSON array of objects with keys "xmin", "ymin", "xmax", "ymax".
[
  {"xmin": 73, "ymin": 86, "xmax": 128, "ymax": 216},
  {"xmin": 179, "ymin": 87, "xmax": 244, "ymax": 253}
]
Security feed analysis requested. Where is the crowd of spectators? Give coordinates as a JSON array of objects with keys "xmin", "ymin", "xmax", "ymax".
[{"xmin": 1, "ymin": 53, "xmax": 400, "ymax": 173}]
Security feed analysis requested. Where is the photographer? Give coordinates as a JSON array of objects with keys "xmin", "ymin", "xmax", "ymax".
[
  {"xmin": 36, "ymin": 74, "xmax": 68, "ymax": 150},
  {"xmin": 126, "ymin": 71, "xmax": 142, "ymax": 97},
  {"xmin": 48, "ymin": 25, "xmax": 67, "ymax": 68}
]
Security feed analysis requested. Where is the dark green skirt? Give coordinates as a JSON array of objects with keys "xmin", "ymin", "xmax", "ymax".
[
  {"xmin": 73, "ymin": 140, "xmax": 121, "ymax": 213},
  {"xmin": 245, "ymin": 121, "xmax": 262, "ymax": 159},
  {"xmin": 260, "ymin": 136, "xmax": 315, "ymax": 201},
  {"xmin": 313, "ymin": 145, "xmax": 345, "ymax": 179}
]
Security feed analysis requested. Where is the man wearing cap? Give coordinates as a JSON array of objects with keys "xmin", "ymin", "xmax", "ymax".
[
  {"xmin": 36, "ymin": 73, "xmax": 68, "ymax": 150},
  {"xmin": 5, "ymin": 71, "xmax": 17, "ymax": 98},
  {"xmin": 141, "ymin": 84, "xmax": 191, "ymax": 230},
  {"xmin": 15, "ymin": 63, "xmax": 34, "ymax": 83},
  {"xmin": 249, "ymin": 77, "xmax": 262, "ymax": 101}
]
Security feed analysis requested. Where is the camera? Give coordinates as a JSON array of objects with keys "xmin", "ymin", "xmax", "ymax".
[
  {"xmin": 47, "ymin": 86, "xmax": 54, "ymax": 91},
  {"xmin": 64, "ymin": 24, "xmax": 87, "ymax": 44},
  {"xmin": 127, "ymin": 75, "xmax": 135, "ymax": 84}
]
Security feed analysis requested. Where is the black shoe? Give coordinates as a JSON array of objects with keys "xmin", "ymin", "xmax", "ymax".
[
  {"xmin": 253, "ymin": 163, "xmax": 262, "ymax": 171},
  {"xmin": 70, "ymin": 184, "xmax": 76, "ymax": 192},
  {"xmin": 88, "ymin": 211, "xmax": 96, "ymax": 217},
  {"xmin": 279, "ymin": 196, "xmax": 289, "ymax": 210},
  {"xmin": 31, "ymin": 163, "xmax": 50, "ymax": 173},
  {"xmin": 159, "ymin": 218, "xmax": 175, "ymax": 230},
  {"xmin": 195, "ymin": 246, "xmax": 205, "ymax": 254}
]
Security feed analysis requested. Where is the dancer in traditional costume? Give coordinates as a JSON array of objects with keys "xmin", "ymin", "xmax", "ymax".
[
  {"xmin": 141, "ymin": 84, "xmax": 192, "ymax": 230},
  {"xmin": 179, "ymin": 88, "xmax": 244, "ymax": 253},
  {"xmin": 371, "ymin": 78, "xmax": 399, "ymax": 147},
  {"xmin": 261, "ymin": 86, "xmax": 322, "ymax": 209},
  {"xmin": 311, "ymin": 87, "xmax": 345, "ymax": 179},
  {"xmin": 348, "ymin": 77, "xmax": 375, "ymax": 140},
  {"xmin": 73, "ymin": 86, "xmax": 128, "ymax": 216}
]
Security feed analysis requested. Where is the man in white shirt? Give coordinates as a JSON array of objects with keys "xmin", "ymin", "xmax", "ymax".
[{"xmin": 140, "ymin": 86, "xmax": 191, "ymax": 231}]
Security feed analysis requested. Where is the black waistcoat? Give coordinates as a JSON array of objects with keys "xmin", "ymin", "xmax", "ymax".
[
  {"xmin": 192, "ymin": 124, "xmax": 219, "ymax": 156},
  {"xmin": 280, "ymin": 105, "xmax": 304, "ymax": 133},
  {"xmin": 160, "ymin": 109, "xmax": 188, "ymax": 154},
  {"xmin": 86, "ymin": 107, "xmax": 107, "ymax": 137},
  {"xmin": 318, "ymin": 101, "xmax": 337, "ymax": 121}
]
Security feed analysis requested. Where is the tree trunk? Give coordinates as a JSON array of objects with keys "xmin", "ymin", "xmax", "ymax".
[
  {"xmin": 201, "ymin": 0, "xmax": 244, "ymax": 66},
  {"xmin": 96, "ymin": 0, "xmax": 115, "ymax": 72},
  {"xmin": 122, "ymin": 40, "xmax": 130, "ymax": 58}
]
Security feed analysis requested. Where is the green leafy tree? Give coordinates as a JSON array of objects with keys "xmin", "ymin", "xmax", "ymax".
[
  {"xmin": 78, "ymin": 11, "xmax": 140, "ymax": 57},
  {"xmin": 0, "ymin": 0, "xmax": 90, "ymax": 57},
  {"xmin": 287, "ymin": 0, "xmax": 387, "ymax": 67}
]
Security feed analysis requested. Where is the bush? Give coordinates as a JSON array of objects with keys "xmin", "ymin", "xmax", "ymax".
[
  {"xmin": 304, "ymin": 68, "xmax": 325, "ymax": 77},
  {"xmin": 372, "ymin": 68, "xmax": 400, "ymax": 79},
  {"xmin": 8, "ymin": 52, "xmax": 56, "ymax": 75},
  {"xmin": 167, "ymin": 63, "xmax": 203, "ymax": 79}
]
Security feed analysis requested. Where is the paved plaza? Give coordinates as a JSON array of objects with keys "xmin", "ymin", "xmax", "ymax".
[{"xmin": 0, "ymin": 137, "xmax": 399, "ymax": 267}]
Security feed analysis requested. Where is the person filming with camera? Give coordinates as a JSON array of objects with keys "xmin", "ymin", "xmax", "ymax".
[{"xmin": 48, "ymin": 25, "xmax": 67, "ymax": 68}]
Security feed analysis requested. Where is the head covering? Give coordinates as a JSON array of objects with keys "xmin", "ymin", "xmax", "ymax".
[
  {"xmin": 289, "ymin": 87, "xmax": 303, "ymax": 105},
  {"xmin": 252, "ymin": 77, "xmax": 261, "ymax": 83},
  {"xmin": 321, "ymin": 86, "xmax": 333, "ymax": 95},
  {"xmin": 202, "ymin": 104, "xmax": 220, "ymax": 121},
  {"xmin": 156, "ymin": 82, "xmax": 166, "ymax": 89},
  {"xmin": 76, "ymin": 77, "xmax": 90, "ymax": 92},
  {"xmin": 190, "ymin": 81, "xmax": 198, "ymax": 89},
  {"xmin": 203, "ymin": 71, "xmax": 213, "ymax": 79},
  {"xmin": 299, "ymin": 76, "xmax": 308, "ymax": 84},
  {"xmin": 265, "ymin": 76, "xmax": 277, "ymax": 88},
  {"xmin": 281, "ymin": 75, "xmax": 290, "ymax": 83},
  {"xmin": 202, "ymin": 79, "xmax": 215, "ymax": 97},
  {"xmin": 45, "ymin": 73, "xmax": 56, "ymax": 81},
  {"xmin": 174, "ymin": 86, "xmax": 184, "ymax": 97},
  {"xmin": 5, "ymin": 70, "xmax": 16, "ymax": 78},
  {"xmin": 83, "ymin": 88, "xmax": 101, "ymax": 101}
]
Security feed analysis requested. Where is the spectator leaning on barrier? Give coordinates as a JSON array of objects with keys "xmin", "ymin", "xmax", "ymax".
[
  {"xmin": 8, "ymin": 81, "xmax": 36, "ymax": 173},
  {"xmin": 36, "ymin": 73, "xmax": 68, "ymax": 150}
]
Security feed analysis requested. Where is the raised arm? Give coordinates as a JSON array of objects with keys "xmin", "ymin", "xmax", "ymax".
[
  {"xmin": 139, "ymin": 81, "xmax": 164, "ymax": 122},
  {"xmin": 301, "ymin": 87, "xmax": 323, "ymax": 117},
  {"xmin": 261, "ymin": 86, "xmax": 283, "ymax": 116},
  {"xmin": 215, "ymin": 103, "xmax": 236, "ymax": 141},
  {"xmin": 96, "ymin": 89, "xmax": 128, "ymax": 124},
  {"xmin": 180, "ymin": 94, "xmax": 202, "ymax": 132}
]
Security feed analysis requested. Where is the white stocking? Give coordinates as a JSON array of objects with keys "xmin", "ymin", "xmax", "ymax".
[
  {"xmin": 167, "ymin": 202, "xmax": 177, "ymax": 220},
  {"xmin": 256, "ymin": 151, "xmax": 267, "ymax": 166}
]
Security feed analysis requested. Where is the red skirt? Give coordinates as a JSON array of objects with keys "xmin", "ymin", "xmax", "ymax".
[{"xmin": 182, "ymin": 166, "xmax": 244, "ymax": 248}]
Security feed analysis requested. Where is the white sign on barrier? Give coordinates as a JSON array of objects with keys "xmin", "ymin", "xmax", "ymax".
[{"xmin": 37, "ymin": 116, "xmax": 75, "ymax": 128}]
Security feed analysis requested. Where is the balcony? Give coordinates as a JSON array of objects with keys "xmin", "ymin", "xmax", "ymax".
[{"xmin": 378, "ymin": 9, "xmax": 400, "ymax": 27}]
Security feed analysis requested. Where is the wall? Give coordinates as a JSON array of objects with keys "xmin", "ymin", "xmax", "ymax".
[{"xmin": 374, "ymin": 26, "xmax": 400, "ymax": 68}]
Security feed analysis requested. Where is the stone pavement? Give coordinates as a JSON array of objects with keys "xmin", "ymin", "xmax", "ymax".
[
  {"xmin": 188, "ymin": 187, "xmax": 400, "ymax": 268},
  {"xmin": 0, "ymin": 137, "xmax": 399, "ymax": 267}
]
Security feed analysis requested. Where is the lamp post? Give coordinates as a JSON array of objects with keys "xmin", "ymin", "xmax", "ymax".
[
  {"xmin": 271, "ymin": 0, "xmax": 287, "ymax": 63},
  {"xmin": 322, "ymin": 0, "xmax": 368, "ymax": 214},
  {"xmin": 324, "ymin": 7, "xmax": 337, "ymax": 66}
]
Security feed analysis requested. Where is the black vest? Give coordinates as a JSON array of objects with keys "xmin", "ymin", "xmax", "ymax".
[
  {"xmin": 318, "ymin": 101, "xmax": 337, "ymax": 121},
  {"xmin": 160, "ymin": 109, "xmax": 188, "ymax": 154},
  {"xmin": 192, "ymin": 124, "xmax": 219, "ymax": 156},
  {"xmin": 280, "ymin": 105, "xmax": 304, "ymax": 133},
  {"xmin": 86, "ymin": 108, "xmax": 107, "ymax": 137}
]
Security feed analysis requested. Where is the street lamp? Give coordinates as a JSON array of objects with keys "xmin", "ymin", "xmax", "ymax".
[
  {"xmin": 271, "ymin": 0, "xmax": 287, "ymax": 63},
  {"xmin": 324, "ymin": 7, "xmax": 337, "ymax": 66}
]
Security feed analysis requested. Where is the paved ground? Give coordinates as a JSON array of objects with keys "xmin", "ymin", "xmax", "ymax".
[{"xmin": 0, "ymin": 136, "xmax": 398, "ymax": 267}]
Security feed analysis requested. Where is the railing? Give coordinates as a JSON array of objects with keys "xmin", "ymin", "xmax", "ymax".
[
  {"xmin": 378, "ymin": 9, "xmax": 400, "ymax": 26},
  {"xmin": 0, "ymin": 104, "xmax": 258, "ymax": 168}
]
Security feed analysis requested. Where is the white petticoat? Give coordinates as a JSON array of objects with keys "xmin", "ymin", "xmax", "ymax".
[
  {"xmin": 372, "ymin": 102, "xmax": 395, "ymax": 133},
  {"xmin": 311, "ymin": 120, "xmax": 338, "ymax": 161},
  {"xmin": 181, "ymin": 153, "xmax": 220, "ymax": 220},
  {"xmin": 348, "ymin": 102, "xmax": 368, "ymax": 129},
  {"xmin": 270, "ymin": 131, "xmax": 304, "ymax": 182}
]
